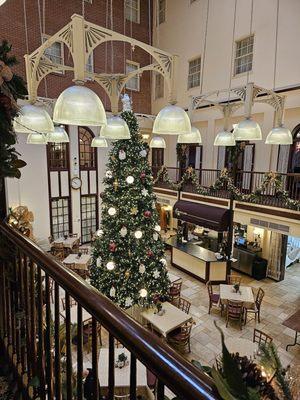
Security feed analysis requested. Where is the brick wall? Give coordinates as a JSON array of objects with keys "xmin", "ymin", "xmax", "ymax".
[{"xmin": 0, "ymin": 0, "xmax": 153, "ymax": 114}]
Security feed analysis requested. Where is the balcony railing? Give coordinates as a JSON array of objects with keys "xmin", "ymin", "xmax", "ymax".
[
  {"xmin": 152, "ymin": 166, "xmax": 300, "ymax": 208},
  {"xmin": 0, "ymin": 221, "xmax": 219, "ymax": 400}
]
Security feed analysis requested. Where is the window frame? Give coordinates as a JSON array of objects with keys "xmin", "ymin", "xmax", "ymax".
[
  {"xmin": 125, "ymin": 0, "xmax": 140, "ymax": 24},
  {"xmin": 47, "ymin": 141, "xmax": 69, "ymax": 171},
  {"xmin": 42, "ymin": 34, "xmax": 64, "ymax": 75},
  {"xmin": 80, "ymin": 194, "xmax": 98, "ymax": 243},
  {"xmin": 155, "ymin": 72, "xmax": 164, "ymax": 99},
  {"xmin": 234, "ymin": 35, "xmax": 254, "ymax": 76},
  {"xmin": 78, "ymin": 126, "xmax": 97, "ymax": 171},
  {"xmin": 187, "ymin": 56, "xmax": 201, "ymax": 90},
  {"xmin": 158, "ymin": 0, "xmax": 166, "ymax": 25},
  {"xmin": 125, "ymin": 60, "xmax": 140, "ymax": 92},
  {"xmin": 50, "ymin": 196, "xmax": 71, "ymax": 239}
]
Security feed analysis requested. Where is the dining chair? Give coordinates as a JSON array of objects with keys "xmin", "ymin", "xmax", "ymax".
[
  {"xmin": 51, "ymin": 242, "xmax": 65, "ymax": 260},
  {"xmin": 167, "ymin": 320, "xmax": 194, "ymax": 353},
  {"xmin": 75, "ymin": 268, "xmax": 89, "ymax": 280},
  {"xmin": 79, "ymin": 247, "xmax": 90, "ymax": 254},
  {"xmin": 69, "ymin": 233, "xmax": 78, "ymax": 238},
  {"xmin": 244, "ymin": 287, "xmax": 265, "ymax": 324},
  {"xmin": 114, "ymin": 388, "xmax": 130, "ymax": 399},
  {"xmin": 168, "ymin": 280, "xmax": 182, "ymax": 305},
  {"xmin": 63, "ymin": 262, "xmax": 76, "ymax": 270},
  {"xmin": 48, "ymin": 235, "xmax": 54, "ymax": 245},
  {"xmin": 177, "ymin": 297, "xmax": 191, "ymax": 314},
  {"xmin": 227, "ymin": 275, "xmax": 242, "ymax": 285},
  {"xmin": 226, "ymin": 300, "xmax": 244, "ymax": 330},
  {"xmin": 72, "ymin": 238, "xmax": 81, "ymax": 253},
  {"xmin": 206, "ymin": 281, "xmax": 221, "ymax": 314},
  {"xmin": 146, "ymin": 368, "xmax": 158, "ymax": 397},
  {"xmin": 253, "ymin": 328, "xmax": 273, "ymax": 346}
]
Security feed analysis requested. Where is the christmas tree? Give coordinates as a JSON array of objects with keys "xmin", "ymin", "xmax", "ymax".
[{"xmin": 91, "ymin": 97, "xmax": 170, "ymax": 309}]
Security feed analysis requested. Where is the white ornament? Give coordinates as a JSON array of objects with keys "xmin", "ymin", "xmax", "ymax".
[
  {"xmin": 108, "ymin": 207, "xmax": 116, "ymax": 216},
  {"xmin": 125, "ymin": 297, "xmax": 133, "ymax": 307},
  {"xmin": 139, "ymin": 149, "xmax": 147, "ymax": 158},
  {"xmin": 96, "ymin": 229, "xmax": 103, "ymax": 237},
  {"xmin": 152, "ymin": 201, "xmax": 156, "ymax": 209},
  {"xmin": 134, "ymin": 230, "xmax": 143, "ymax": 239},
  {"xmin": 153, "ymin": 233, "xmax": 159, "ymax": 241},
  {"xmin": 119, "ymin": 150, "xmax": 126, "ymax": 160},
  {"xmin": 139, "ymin": 264, "xmax": 146, "ymax": 274},
  {"xmin": 110, "ymin": 287, "xmax": 116, "ymax": 297},
  {"xmin": 106, "ymin": 261, "xmax": 115, "ymax": 270},
  {"xmin": 126, "ymin": 176, "xmax": 134, "ymax": 184},
  {"xmin": 121, "ymin": 93, "xmax": 132, "ymax": 112},
  {"xmin": 141, "ymin": 188, "xmax": 148, "ymax": 196},
  {"xmin": 160, "ymin": 258, "xmax": 167, "ymax": 266},
  {"xmin": 154, "ymin": 224, "xmax": 161, "ymax": 232},
  {"xmin": 120, "ymin": 226, "xmax": 127, "ymax": 237},
  {"xmin": 96, "ymin": 257, "xmax": 102, "ymax": 267},
  {"xmin": 153, "ymin": 269, "xmax": 160, "ymax": 279},
  {"xmin": 139, "ymin": 288, "xmax": 148, "ymax": 298},
  {"xmin": 106, "ymin": 170, "xmax": 113, "ymax": 179}
]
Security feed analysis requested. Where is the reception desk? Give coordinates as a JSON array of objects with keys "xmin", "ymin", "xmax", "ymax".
[{"xmin": 166, "ymin": 237, "xmax": 227, "ymax": 283}]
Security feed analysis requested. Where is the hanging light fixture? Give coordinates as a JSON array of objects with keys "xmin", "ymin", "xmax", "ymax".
[
  {"xmin": 91, "ymin": 136, "xmax": 108, "ymax": 147},
  {"xmin": 27, "ymin": 132, "xmax": 48, "ymax": 145},
  {"xmin": 153, "ymin": 104, "xmax": 191, "ymax": 135},
  {"xmin": 265, "ymin": 125, "xmax": 292, "ymax": 145},
  {"xmin": 53, "ymin": 85, "xmax": 107, "ymax": 126},
  {"xmin": 234, "ymin": 117, "xmax": 262, "ymax": 141},
  {"xmin": 149, "ymin": 136, "xmax": 166, "ymax": 149},
  {"xmin": 177, "ymin": 127, "xmax": 202, "ymax": 144},
  {"xmin": 47, "ymin": 125, "xmax": 69, "ymax": 143},
  {"xmin": 13, "ymin": 104, "xmax": 54, "ymax": 134},
  {"xmin": 214, "ymin": 130, "xmax": 235, "ymax": 146},
  {"xmin": 100, "ymin": 115, "xmax": 130, "ymax": 139}
]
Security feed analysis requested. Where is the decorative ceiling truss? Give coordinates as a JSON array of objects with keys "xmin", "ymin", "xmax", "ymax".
[
  {"xmin": 192, "ymin": 83, "xmax": 286, "ymax": 126},
  {"xmin": 25, "ymin": 14, "xmax": 178, "ymax": 113}
]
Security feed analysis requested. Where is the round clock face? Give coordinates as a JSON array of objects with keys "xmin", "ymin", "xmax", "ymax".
[{"xmin": 71, "ymin": 177, "xmax": 82, "ymax": 190}]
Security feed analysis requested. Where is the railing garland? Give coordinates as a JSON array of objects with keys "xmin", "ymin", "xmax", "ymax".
[{"xmin": 153, "ymin": 167, "xmax": 300, "ymax": 211}]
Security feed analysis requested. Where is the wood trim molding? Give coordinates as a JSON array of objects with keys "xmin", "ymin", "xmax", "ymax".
[
  {"xmin": 154, "ymin": 187, "xmax": 178, "ymax": 197},
  {"xmin": 235, "ymin": 202, "xmax": 300, "ymax": 221},
  {"xmin": 181, "ymin": 193, "xmax": 229, "ymax": 207}
]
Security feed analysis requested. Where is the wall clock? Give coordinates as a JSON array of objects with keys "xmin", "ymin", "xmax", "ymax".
[{"xmin": 71, "ymin": 176, "xmax": 82, "ymax": 190}]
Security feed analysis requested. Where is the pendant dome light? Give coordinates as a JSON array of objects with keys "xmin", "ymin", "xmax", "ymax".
[
  {"xmin": 233, "ymin": 116, "xmax": 262, "ymax": 141},
  {"xmin": 53, "ymin": 85, "xmax": 107, "ymax": 126},
  {"xmin": 149, "ymin": 136, "xmax": 166, "ymax": 149},
  {"xmin": 47, "ymin": 125, "xmax": 69, "ymax": 143},
  {"xmin": 153, "ymin": 104, "xmax": 191, "ymax": 135},
  {"xmin": 177, "ymin": 127, "xmax": 202, "ymax": 144},
  {"xmin": 91, "ymin": 136, "xmax": 108, "ymax": 148},
  {"xmin": 13, "ymin": 105, "xmax": 54, "ymax": 134},
  {"xmin": 214, "ymin": 130, "xmax": 236, "ymax": 146},
  {"xmin": 100, "ymin": 115, "xmax": 130, "ymax": 140},
  {"xmin": 27, "ymin": 132, "xmax": 48, "ymax": 145},
  {"xmin": 265, "ymin": 125, "xmax": 292, "ymax": 145}
]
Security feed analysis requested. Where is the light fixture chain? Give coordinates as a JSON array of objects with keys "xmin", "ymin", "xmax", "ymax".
[{"xmin": 200, "ymin": 0, "xmax": 210, "ymax": 95}]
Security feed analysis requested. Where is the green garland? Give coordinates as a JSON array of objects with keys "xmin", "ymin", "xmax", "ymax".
[{"xmin": 153, "ymin": 167, "xmax": 300, "ymax": 211}]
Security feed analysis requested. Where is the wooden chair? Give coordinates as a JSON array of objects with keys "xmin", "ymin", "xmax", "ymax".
[
  {"xmin": 69, "ymin": 233, "xmax": 78, "ymax": 238},
  {"xmin": 79, "ymin": 247, "xmax": 89, "ymax": 254},
  {"xmin": 48, "ymin": 235, "xmax": 54, "ymax": 245},
  {"xmin": 74, "ymin": 268, "xmax": 89, "ymax": 280},
  {"xmin": 114, "ymin": 388, "xmax": 130, "ymax": 399},
  {"xmin": 227, "ymin": 275, "xmax": 242, "ymax": 285},
  {"xmin": 167, "ymin": 320, "xmax": 194, "ymax": 353},
  {"xmin": 253, "ymin": 328, "xmax": 273, "ymax": 346},
  {"xmin": 51, "ymin": 242, "xmax": 65, "ymax": 260},
  {"xmin": 63, "ymin": 262, "xmax": 75, "ymax": 270},
  {"xmin": 226, "ymin": 300, "xmax": 244, "ymax": 330},
  {"xmin": 177, "ymin": 297, "xmax": 191, "ymax": 314},
  {"xmin": 206, "ymin": 281, "xmax": 221, "ymax": 314},
  {"xmin": 168, "ymin": 280, "xmax": 182, "ymax": 305},
  {"xmin": 244, "ymin": 287, "xmax": 265, "ymax": 324},
  {"xmin": 72, "ymin": 238, "xmax": 81, "ymax": 253}
]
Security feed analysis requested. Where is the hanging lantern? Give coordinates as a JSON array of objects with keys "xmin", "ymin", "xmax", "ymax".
[
  {"xmin": 13, "ymin": 105, "xmax": 54, "ymax": 134},
  {"xmin": 153, "ymin": 104, "xmax": 191, "ymax": 135},
  {"xmin": 265, "ymin": 125, "xmax": 292, "ymax": 145},
  {"xmin": 177, "ymin": 127, "xmax": 202, "ymax": 144},
  {"xmin": 47, "ymin": 125, "xmax": 69, "ymax": 143},
  {"xmin": 214, "ymin": 130, "xmax": 236, "ymax": 146},
  {"xmin": 233, "ymin": 118, "xmax": 262, "ymax": 141},
  {"xmin": 53, "ymin": 85, "xmax": 107, "ymax": 126},
  {"xmin": 149, "ymin": 136, "xmax": 166, "ymax": 149},
  {"xmin": 91, "ymin": 136, "xmax": 108, "ymax": 148},
  {"xmin": 27, "ymin": 132, "xmax": 48, "ymax": 145},
  {"xmin": 100, "ymin": 115, "xmax": 130, "ymax": 139}
]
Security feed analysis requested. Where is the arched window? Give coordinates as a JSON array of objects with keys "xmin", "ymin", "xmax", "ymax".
[
  {"xmin": 79, "ymin": 127, "xmax": 96, "ymax": 169},
  {"xmin": 47, "ymin": 142, "xmax": 69, "ymax": 170},
  {"xmin": 289, "ymin": 125, "xmax": 300, "ymax": 173}
]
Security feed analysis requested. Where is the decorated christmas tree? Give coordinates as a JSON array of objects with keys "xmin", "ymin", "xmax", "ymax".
[{"xmin": 91, "ymin": 96, "xmax": 170, "ymax": 309}]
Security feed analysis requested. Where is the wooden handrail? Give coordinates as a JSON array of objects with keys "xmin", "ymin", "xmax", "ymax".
[{"xmin": 0, "ymin": 221, "xmax": 220, "ymax": 400}]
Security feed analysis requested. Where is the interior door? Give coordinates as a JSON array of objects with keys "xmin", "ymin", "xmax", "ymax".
[{"xmin": 152, "ymin": 148, "xmax": 164, "ymax": 177}]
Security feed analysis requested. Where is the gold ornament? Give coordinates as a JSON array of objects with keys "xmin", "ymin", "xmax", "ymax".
[
  {"xmin": 111, "ymin": 155, "xmax": 116, "ymax": 161},
  {"xmin": 113, "ymin": 179, "xmax": 118, "ymax": 191},
  {"xmin": 125, "ymin": 270, "xmax": 130, "ymax": 278},
  {"xmin": 131, "ymin": 207, "xmax": 138, "ymax": 215},
  {"xmin": 8, "ymin": 206, "xmax": 34, "ymax": 238}
]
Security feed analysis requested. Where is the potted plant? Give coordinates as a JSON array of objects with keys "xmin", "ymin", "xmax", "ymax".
[
  {"xmin": 116, "ymin": 352, "xmax": 128, "ymax": 368},
  {"xmin": 233, "ymin": 283, "xmax": 240, "ymax": 293}
]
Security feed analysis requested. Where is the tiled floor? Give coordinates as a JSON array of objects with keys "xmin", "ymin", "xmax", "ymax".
[{"xmin": 166, "ymin": 254, "xmax": 300, "ymax": 368}]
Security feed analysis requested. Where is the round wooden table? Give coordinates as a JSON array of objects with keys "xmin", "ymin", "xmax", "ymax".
[{"xmin": 225, "ymin": 337, "xmax": 258, "ymax": 358}]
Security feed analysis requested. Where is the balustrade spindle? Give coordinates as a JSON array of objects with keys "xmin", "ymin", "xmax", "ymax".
[
  {"xmin": 65, "ymin": 293, "xmax": 73, "ymax": 400},
  {"xmin": 108, "ymin": 333, "xmax": 115, "ymax": 400},
  {"xmin": 54, "ymin": 281, "xmax": 62, "ymax": 400},
  {"xmin": 77, "ymin": 304, "xmax": 83, "ymax": 400},
  {"xmin": 157, "ymin": 380, "xmax": 165, "ymax": 400},
  {"xmin": 92, "ymin": 317, "xmax": 99, "ymax": 399},
  {"xmin": 37, "ymin": 267, "xmax": 46, "ymax": 399},
  {"xmin": 130, "ymin": 353, "xmax": 137, "ymax": 400}
]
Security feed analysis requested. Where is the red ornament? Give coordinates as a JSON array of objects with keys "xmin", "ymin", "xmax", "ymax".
[
  {"xmin": 147, "ymin": 250, "xmax": 153, "ymax": 257},
  {"xmin": 140, "ymin": 172, "xmax": 146, "ymax": 180},
  {"xmin": 144, "ymin": 210, "xmax": 151, "ymax": 218},
  {"xmin": 109, "ymin": 242, "xmax": 117, "ymax": 252}
]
